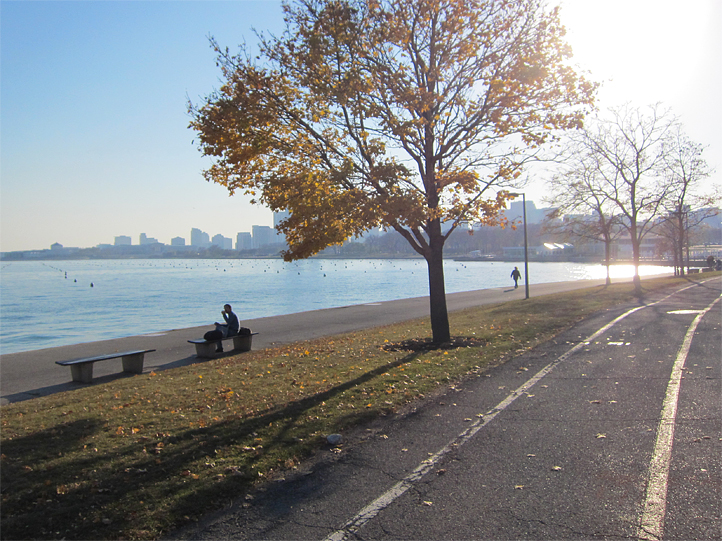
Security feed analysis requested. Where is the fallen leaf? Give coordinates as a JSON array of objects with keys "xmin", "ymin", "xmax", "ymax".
[
  {"xmin": 551, "ymin": 466, "xmax": 562, "ymax": 471},
  {"xmin": 596, "ymin": 433, "xmax": 607, "ymax": 439}
]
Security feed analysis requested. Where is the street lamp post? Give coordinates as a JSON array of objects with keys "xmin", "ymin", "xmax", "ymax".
[{"xmin": 509, "ymin": 193, "xmax": 529, "ymax": 299}]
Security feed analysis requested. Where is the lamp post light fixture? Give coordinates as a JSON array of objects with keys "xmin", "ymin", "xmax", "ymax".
[{"xmin": 508, "ymin": 192, "xmax": 529, "ymax": 299}]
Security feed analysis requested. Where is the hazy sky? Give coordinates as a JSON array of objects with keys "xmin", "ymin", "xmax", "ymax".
[{"xmin": 1, "ymin": 0, "xmax": 720, "ymax": 252}]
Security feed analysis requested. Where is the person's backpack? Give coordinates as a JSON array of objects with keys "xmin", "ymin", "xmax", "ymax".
[
  {"xmin": 203, "ymin": 330, "xmax": 224, "ymax": 341},
  {"xmin": 239, "ymin": 327, "xmax": 252, "ymax": 336}
]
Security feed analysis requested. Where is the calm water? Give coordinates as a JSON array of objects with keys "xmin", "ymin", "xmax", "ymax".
[{"xmin": 0, "ymin": 258, "xmax": 673, "ymax": 355}]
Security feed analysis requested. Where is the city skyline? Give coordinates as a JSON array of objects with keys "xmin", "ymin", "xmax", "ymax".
[
  {"xmin": 2, "ymin": 1, "xmax": 720, "ymax": 253},
  {"xmin": 112, "ymin": 224, "xmax": 281, "ymax": 251},
  {"xmin": 2, "ymin": 199, "xmax": 557, "ymax": 253}
]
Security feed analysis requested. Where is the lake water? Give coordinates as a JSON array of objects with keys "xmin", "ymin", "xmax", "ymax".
[{"xmin": 0, "ymin": 258, "xmax": 673, "ymax": 355}]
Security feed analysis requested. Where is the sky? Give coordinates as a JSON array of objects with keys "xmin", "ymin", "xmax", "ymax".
[{"xmin": 1, "ymin": 0, "xmax": 720, "ymax": 252}]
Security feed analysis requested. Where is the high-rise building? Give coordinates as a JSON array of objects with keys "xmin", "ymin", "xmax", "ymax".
[
  {"xmin": 252, "ymin": 225, "xmax": 275, "ymax": 248},
  {"xmin": 114, "ymin": 235, "xmax": 132, "ymax": 246},
  {"xmin": 273, "ymin": 210, "xmax": 291, "ymax": 229},
  {"xmin": 504, "ymin": 200, "xmax": 553, "ymax": 225},
  {"xmin": 211, "ymin": 234, "xmax": 233, "ymax": 250},
  {"xmin": 273, "ymin": 210, "xmax": 291, "ymax": 245},
  {"xmin": 170, "ymin": 237, "xmax": 186, "ymax": 246},
  {"xmin": 236, "ymin": 232, "xmax": 252, "ymax": 250},
  {"xmin": 139, "ymin": 233, "xmax": 159, "ymax": 245},
  {"xmin": 190, "ymin": 228, "xmax": 210, "ymax": 248}
]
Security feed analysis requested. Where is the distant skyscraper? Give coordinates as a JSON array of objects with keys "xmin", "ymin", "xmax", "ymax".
[
  {"xmin": 139, "ymin": 233, "xmax": 159, "ymax": 245},
  {"xmin": 171, "ymin": 237, "xmax": 186, "ymax": 246},
  {"xmin": 236, "ymin": 232, "xmax": 252, "ymax": 250},
  {"xmin": 114, "ymin": 235, "xmax": 132, "ymax": 246},
  {"xmin": 273, "ymin": 210, "xmax": 291, "ymax": 244},
  {"xmin": 190, "ymin": 228, "xmax": 210, "ymax": 248},
  {"xmin": 504, "ymin": 200, "xmax": 552, "ymax": 225},
  {"xmin": 211, "ymin": 234, "xmax": 232, "ymax": 250},
  {"xmin": 273, "ymin": 210, "xmax": 291, "ymax": 230},
  {"xmin": 252, "ymin": 225, "xmax": 275, "ymax": 248}
]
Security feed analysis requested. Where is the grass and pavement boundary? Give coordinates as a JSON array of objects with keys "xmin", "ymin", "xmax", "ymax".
[{"xmin": 1, "ymin": 274, "xmax": 717, "ymax": 540}]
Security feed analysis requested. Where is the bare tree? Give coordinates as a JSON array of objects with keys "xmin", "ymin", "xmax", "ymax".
[
  {"xmin": 554, "ymin": 104, "xmax": 682, "ymax": 293},
  {"xmin": 544, "ymin": 142, "xmax": 624, "ymax": 284},
  {"xmin": 658, "ymin": 127, "xmax": 718, "ymax": 275}
]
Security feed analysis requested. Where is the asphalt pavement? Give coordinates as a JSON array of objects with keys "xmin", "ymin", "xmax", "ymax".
[
  {"xmin": 1, "ymin": 278, "xmax": 614, "ymax": 405},
  {"xmin": 166, "ymin": 275, "xmax": 721, "ymax": 540}
]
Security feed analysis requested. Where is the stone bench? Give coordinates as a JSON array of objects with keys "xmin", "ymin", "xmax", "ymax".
[
  {"xmin": 188, "ymin": 333, "xmax": 258, "ymax": 358},
  {"xmin": 56, "ymin": 349, "xmax": 156, "ymax": 383}
]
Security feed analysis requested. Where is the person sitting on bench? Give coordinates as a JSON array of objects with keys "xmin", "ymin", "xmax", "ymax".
[{"xmin": 208, "ymin": 304, "xmax": 239, "ymax": 352}]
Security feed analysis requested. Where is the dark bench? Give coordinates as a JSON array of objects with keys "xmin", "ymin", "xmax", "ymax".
[
  {"xmin": 188, "ymin": 333, "xmax": 258, "ymax": 358},
  {"xmin": 56, "ymin": 349, "xmax": 156, "ymax": 383}
]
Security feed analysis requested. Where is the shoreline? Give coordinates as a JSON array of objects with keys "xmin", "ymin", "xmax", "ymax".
[
  {"xmin": 1, "ymin": 253, "xmax": 712, "ymax": 266},
  {"xmin": 0, "ymin": 277, "xmax": 640, "ymax": 405},
  {"xmin": 0, "ymin": 260, "xmax": 680, "ymax": 358}
]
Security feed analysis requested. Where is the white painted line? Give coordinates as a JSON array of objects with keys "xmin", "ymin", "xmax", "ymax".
[
  {"xmin": 324, "ymin": 304, "xmax": 647, "ymax": 541},
  {"xmin": 636, "ymin": 294, "xmax": 721, "ymax": 541},
  {"xmin": 324, "ymin": 282, "xmax": 715, "ymax": 541}
]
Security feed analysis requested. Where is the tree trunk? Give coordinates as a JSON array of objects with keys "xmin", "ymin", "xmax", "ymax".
[
  {"xmin": 426, "ymin": 230, "xmax": 451, "ymax": 344},
  {"xmin": 604, "ymin": 237, "xmax": 612, "ymax": 286},
  {"xmin": 677, "ymin": 212, "xmax": 686, "ymax": 277},
  {"xmin": 631, "ymin": 226, "xmax": 642, "ymax": 294}
]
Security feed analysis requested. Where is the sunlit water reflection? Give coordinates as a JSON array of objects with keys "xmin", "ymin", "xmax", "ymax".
[{"xmin": 0, "ymin": 259, "xmax": 673, "ymax": 354}]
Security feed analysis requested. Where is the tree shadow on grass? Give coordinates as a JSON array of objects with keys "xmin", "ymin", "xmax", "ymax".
[{"xmin": 1, "ymin": 350, "xmax": 429, "ymax": 540}]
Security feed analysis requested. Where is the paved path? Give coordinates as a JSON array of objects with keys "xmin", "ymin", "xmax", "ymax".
[
  {"xmin": 1, "ymin": 279, "xmax": 615, "ymax": 404},
  {"xmin": 169, "ymin": 276, "xmax": 721, "ymax": 540}
]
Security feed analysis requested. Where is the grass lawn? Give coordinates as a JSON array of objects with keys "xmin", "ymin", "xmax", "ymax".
[{"xmin": 1, "ymin": 275, "xmax": 713, "ymax": 540}]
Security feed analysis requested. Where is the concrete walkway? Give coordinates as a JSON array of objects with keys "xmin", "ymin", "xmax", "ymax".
[{"xmin": 0, "ymin": 278, "xmax": 618, "ymax": 405}]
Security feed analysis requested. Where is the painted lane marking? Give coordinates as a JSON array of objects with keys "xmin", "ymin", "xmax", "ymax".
[
  {"xmin": 636, "ymin": 294, "xmax": 721, "ymax": 541},
  {"xmin": 323, "ymin": 304, "xmax": 647, "ymax": 541},
  {"xmin": 667, "ymin": 309, "xmax": 704, "ymax": 315},
  {"xmin": 324, "ymin": 282, "xmax": 715, "ymax": 541}
]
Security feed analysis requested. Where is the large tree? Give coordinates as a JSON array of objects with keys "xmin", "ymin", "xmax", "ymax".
[{"xmin": 190, "ymin": 0, "xmax": 596, "ymax": 343}]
